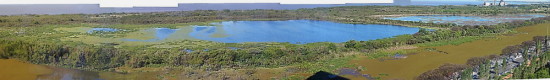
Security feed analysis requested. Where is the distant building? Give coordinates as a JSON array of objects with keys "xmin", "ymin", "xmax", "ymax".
[
  {"xmin": 498, "ymin": 0, "xmax": 507, "ymax": 6},
  {"xmin": 483, "ymin": 0, "xmax": 507, "ymax": 6},
  {"xmin": 483, "ymin": 2, "xmax": 492, "ymax": 6}
]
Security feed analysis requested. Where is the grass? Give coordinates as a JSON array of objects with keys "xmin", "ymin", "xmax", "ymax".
[
  {"xmin": 280, "ymin": 48, "xmax": 419, "ymax": 79},
  {"xmin": 364, "ymin": 49, "xmax": 418, "ymax": 59},
  {"xmin": 343, "ymin": 23, "xmax": 550, "ymax": 79},
  {"xmin": 414, "ymin": 30, "xmax": 523, "ymax": 47},
  {"xmin": 3, "ymin": 16, "xmax": 548, "ymax": 80},
  {"xmin": 415, "ymin": 36, "xmax": 482, "ymax": 47},
  {"xmin": 53, "ymin": 23, "xmax": 209, "ymax": 46},
  {"xmin": 54, "ymin": 27, "xmax": 93, "ymax": 33}
]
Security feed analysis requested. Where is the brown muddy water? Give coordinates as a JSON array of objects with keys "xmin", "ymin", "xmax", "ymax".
[
  {"xmin": 347, "ymin": 23, "xmax": 550, "ymax": 80},
  {"xmin": 0, "ymin": 59, "xmax": 160, "ymax": 80},
  {"xmin": 0, "ymin": 23, "xmax": 547, "ymax": 80},
  {"xmin": 0, "ymin": 59, "xmax": 286, "ymax": 80},
  {"xmin": 0, "ymin": 59, "xmax": 51, "ymax": 80}
]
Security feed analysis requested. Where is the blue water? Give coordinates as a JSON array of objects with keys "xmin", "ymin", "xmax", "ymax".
[
  {"xmin": 123, "ymin": 20, "xmax": 420, "ymax": 44},
  {"xmin": 190, "ymin": 20, "xmax": 421, "ymax": 43},
  {"xmin": 384, "ymin": 15, "xmax": 546, "ymax": 25},
  {"xmin": 87, "ymin": 28, "xmax": 119, "ymax": 33},
  {"xmin": 385, "ymin": 15, "xmax": 492, "ymax": 23}
]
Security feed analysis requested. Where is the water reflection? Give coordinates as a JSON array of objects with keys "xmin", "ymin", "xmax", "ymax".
[
  {"xmin": 119, "ymin": 20, "xmax": 420, "ymax": 44},
  {"xmin": 87, "ymin": 28, "xmax": 119, "ymax": 33},
  {"xmin": 188, "ymin": 20, "xmax": 420, "ymax": 44},
  {"xmin": 384, "ymin": 15, "xmax": 546, "ymax": 25},
  {"xmin": 37, "ymin": 66, "xmax": 102, "ymax": 80}
]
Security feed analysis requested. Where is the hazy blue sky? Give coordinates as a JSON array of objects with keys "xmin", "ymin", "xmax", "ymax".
[{"xmin": 414, "ymin": 0, "xmax": 549, "ymax": 1}]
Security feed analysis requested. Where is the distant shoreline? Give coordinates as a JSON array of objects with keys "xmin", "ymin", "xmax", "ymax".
[{"xmin": 0, "ymin": 1, "xmax": 545, "ymax": 15}]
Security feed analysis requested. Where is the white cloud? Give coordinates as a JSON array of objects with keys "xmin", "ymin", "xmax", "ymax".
[{"xmin": 0, "ymin": 0, "xmax": 393, "ymax": 7}]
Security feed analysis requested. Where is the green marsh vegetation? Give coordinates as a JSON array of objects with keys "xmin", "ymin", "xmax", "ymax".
[
  {"xmin": 0, "ymin": 4, "xmax": 549, "ymax": 79},
  {"xmin": 417, "ymin": 36, "xmax": 550, "ymax": 80},
  {"xmin": 356, "ymin": 23, "xmax": 550, "ymax": 80}
]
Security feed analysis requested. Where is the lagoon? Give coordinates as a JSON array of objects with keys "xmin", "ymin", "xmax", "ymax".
[
  {"xmin": 120, "ymin": 20, "xmax": 421, "ymax": 44},
  {"xmin": 384, "ymin": 15, "xmax": 546, "ymax": 25}
]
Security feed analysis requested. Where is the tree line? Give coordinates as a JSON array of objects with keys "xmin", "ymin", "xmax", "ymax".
[{"xmin": 0, "ymin": 5, "xmax": 547, "ymax": 27}]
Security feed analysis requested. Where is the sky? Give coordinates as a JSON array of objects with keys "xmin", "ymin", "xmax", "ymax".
[
  {"xmin": 415, "ymin": 0, "xmax": 549, "ymax": 1},
  {"xmin": 0, "ymin": 0, "xmax": 393, "ymax": 7},
  {"xmin": 0, "ymin": 0, "xmax": 547, "ymax": 7}
]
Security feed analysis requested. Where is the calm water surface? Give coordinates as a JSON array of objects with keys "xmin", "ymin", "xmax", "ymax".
[
  {"xmin": 119, "ymin": 20, "xmax": 421, "ymax": 44},
  {"xmin": 87, "ymin": 28, "xmax": 119, "ymax": 33},
  {"xmin": 384, "ymin": 15, "xmax": 546, "ymax": 25}
]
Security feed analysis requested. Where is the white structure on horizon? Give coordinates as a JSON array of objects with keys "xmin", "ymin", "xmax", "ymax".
[
  {"xmin": 499, "ymin": 0, "xmax": 508, "ymax": 6},
  {"xmin": 483, "ymin": 0, "xmax": 507, "ymax": 6},
  {"xmin": 483, "ymin": 2, "xmax": 493, "ymax": 6}
]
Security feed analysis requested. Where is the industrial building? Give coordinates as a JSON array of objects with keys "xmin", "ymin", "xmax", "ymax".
[{"xmin": 483, "ymin": 0, "xmax": 507, "ymax": 6}]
